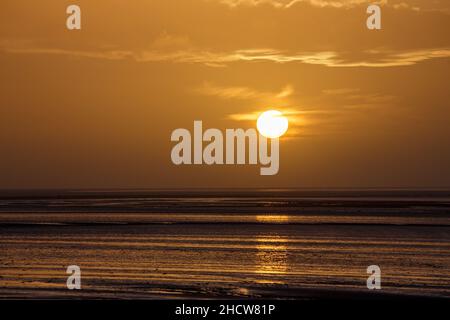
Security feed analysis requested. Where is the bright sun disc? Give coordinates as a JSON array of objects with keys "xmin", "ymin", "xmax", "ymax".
[{"xmin": 257, "ymin": 110, "xmax": 289, "ymax": 139}]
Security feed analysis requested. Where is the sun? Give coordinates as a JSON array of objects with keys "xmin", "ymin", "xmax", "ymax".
[{"xmin": 257, "ymin": 110, "xmax": 289, "ymax": 139}]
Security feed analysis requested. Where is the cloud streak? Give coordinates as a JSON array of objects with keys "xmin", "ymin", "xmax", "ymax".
[
  {"xmin": 215, "ymin": 0, "xmax": 383, "ymax": 9},
  {"xmin": 2, "ymin": 40, "xmax": 449, "ymax": 68},
  {"xmin": 195, "ymin": 82, "xmax": 294, "ymax": 100},
  {"xmin": 212, "ymin": 0, "xmax": 427, "ymax": 11}
]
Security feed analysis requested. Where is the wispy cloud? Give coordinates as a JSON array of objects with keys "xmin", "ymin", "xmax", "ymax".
[
  {"xmin": 195, "ymin": 82, "xmax": 294, "ymax": 100},
  {"xmin": 212, "ymin": 0, "xmax": 450, "ymax": 13},
  {"xmin": 194, "ymin": 81, "xmax": 305, "ymax": 137},
  {"xmin": 212, "ymin": 0, "xmax": 426, "ymax": 10},
  {"xmin": 214, "ymin": 0, "xmax": 382, "ymax": 9},
  {"xmin": 229, "ymin": 108, "xmax": 304, "ymax": 122},
  {"xmin": 331, "ymin": 49, "xmax": 450, "ymax": 67},
  {"xmin": 224, "ymin": 83, "xmax": 400, "ymax": 139},
  {"xmin": 2, "ymin": 40, "xmax": 449, "ymax": 68}
]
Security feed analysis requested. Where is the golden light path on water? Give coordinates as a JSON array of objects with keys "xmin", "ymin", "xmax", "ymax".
[{"xmin": 255, "ymin": 236, "xmax": 289, "ymax": 279}]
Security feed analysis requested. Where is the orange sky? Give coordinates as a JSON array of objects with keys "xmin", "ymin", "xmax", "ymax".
[{"xmin": 0, "ymin": 0, "xmax": 449, "ymax": 189}]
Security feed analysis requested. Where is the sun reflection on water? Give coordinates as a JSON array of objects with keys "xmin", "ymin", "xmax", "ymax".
[
  {"xmin": 254, "ymin": 235, "xmax": 289, "ymax": 280},
  {"xmin": 256, "ymin": 215, "xmax": 290, "ymax": 224}
]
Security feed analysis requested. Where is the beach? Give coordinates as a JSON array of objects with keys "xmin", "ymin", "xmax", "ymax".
[{"xmin": 1, "ymin": 190, "xmax": 449, "ymax": 299}]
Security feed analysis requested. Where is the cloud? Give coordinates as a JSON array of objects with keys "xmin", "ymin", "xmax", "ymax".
[
  {"xmin": 211, "ymin": 0, "xmax": 426, "ymax": 10},
  {"xmin": 214, "ymin": 0, "xmax": 382, "ymax": 9},
  {"xmin": 229, "ymin": 108, "xmax": 304, "ymax": 121},
  {"xmin": 223, "ymin": 83, "xmax": 400, "ymax": 139},
  {"xmin": 195, "ymin": 82, "xmax": 294, "ymax": 100},
  {"xmin": 211, "ymin": 0, "xmax": 450, "ymax": 12},
  {"xmin": 1, "ymin": 39, "xmax": 449, "ymax": 68},
  {"xmin": 193, "ymin": 81, "xmax": 306, "ymax": 137},
  {"xmin": 331, "ymin": 49, "xmax": 450, "ymax": 67},
  {"xmin": 137, "ymin": 48, "xmax": 337, "ymax": 67}
]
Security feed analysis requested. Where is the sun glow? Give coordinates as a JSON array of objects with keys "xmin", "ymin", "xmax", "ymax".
[{"xmin": 257, "ymin": 110, "xmax": 289, "ymax": 139}]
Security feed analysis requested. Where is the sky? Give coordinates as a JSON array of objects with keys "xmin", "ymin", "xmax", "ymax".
[{"xmin": 0, "ymin": 0, "xmax": 449, "ymax": 189}]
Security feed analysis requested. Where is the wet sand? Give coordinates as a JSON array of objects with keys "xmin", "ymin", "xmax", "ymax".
[{"xmin": 1, "ymin": 190, "xmax": 449, "ymax": 299}]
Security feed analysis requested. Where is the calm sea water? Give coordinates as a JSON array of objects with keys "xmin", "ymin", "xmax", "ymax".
[{"xmin": 1, "ymin": 190, "xmax": 449, "ymax": 299}]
